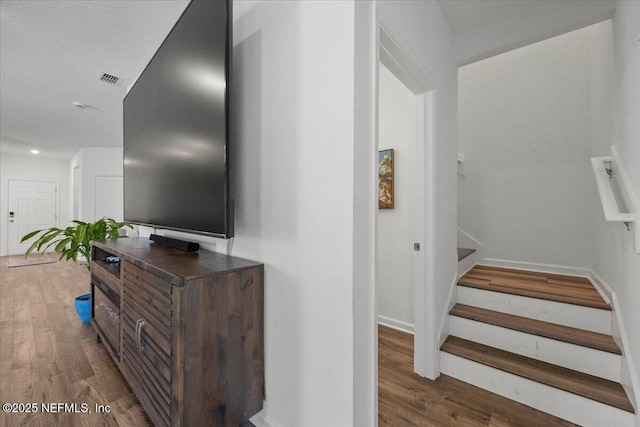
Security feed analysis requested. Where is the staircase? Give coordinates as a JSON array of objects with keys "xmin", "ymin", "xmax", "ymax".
[{"xmin": 441, "ymin": 265, "xmax": 636, "ymax": 427}]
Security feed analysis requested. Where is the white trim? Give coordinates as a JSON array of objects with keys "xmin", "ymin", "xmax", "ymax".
[
  {"xmin": 413, "ymin": 89, "xmax": 437, "ymax": 379},
  {"xmin": 457, "ymin": 227, "xmax": 482, "ymax": 248},
  {"xmin": 479, "ymin": 258, "xmax": 591, "ymax": 278},
  {"xmin": 438, "ymin": 272, "xmax": 458, "ymax": 346},
  {"xmin": 587, "ymin": 270, "xmax": 613, "ymax": 308},
  {"xmin": 353, "ymin": 2, "xmax": 378, "ymax": 425},
  {"xmin": 378, "ymin": 315, "xmax": 415, "ymax": 335},
  {"xmin": 378, "ymin": 19, "xmax": 438, "ymax": 381},
  {"xmin": 589, "ymin": 270, "xmax": 639, "ymax": 413}
]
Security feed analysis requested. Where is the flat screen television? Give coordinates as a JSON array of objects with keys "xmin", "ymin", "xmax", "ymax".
[{"xmin": 123, "ymin": 0, "xmax": 233, "ymax": 238}]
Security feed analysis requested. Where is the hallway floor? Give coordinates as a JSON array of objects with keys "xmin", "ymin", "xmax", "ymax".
[{"xmin": 378, "ymin": 325, "xmax": 578, "ymax": 426}]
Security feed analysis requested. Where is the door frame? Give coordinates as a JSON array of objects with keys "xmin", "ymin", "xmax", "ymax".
[
  {"xmin": 378, "ymin": 24, "xmax": 438, "ymax": 379},
  {"xmin": 5, "ymin": 178, "xmax": 59, "ymax": 255}
]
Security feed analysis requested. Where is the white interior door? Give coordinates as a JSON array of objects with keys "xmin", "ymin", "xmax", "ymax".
[
  {"xmin": 94, "ymin": 176, "xmax": 123, "ymax": 221},
  {"xmin": 7, "ymin": 180, "xmax": 57, "ymax": 255}
]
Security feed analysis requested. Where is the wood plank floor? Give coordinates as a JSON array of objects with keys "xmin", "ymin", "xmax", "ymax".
[
  {"xmin": 458, "ymin": 265, "xmax": 611, "ymax": 310},
  {"xmin": 1, "ymin": 258, "xmax": 588, "ymax": 426},
  {"xmin": 379, "ymin": 325, "xmax": 578, "ymax": 427},
  {"xmin": 0, "ymin": 257, "xmax": 151, "ymax": 427}
]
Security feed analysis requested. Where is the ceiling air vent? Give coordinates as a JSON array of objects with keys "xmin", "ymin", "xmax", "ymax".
[{"xmin": 99, "ymin": 73, "xmax": 121, "ymax": 86}]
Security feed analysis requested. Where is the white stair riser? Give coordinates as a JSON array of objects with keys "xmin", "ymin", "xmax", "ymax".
[
  {"xmin": 457, "ymin": 252, "xmax": 476, "ymax": 279},
  {"xmin": 450, "ymin": 316, "xmax": 622, "ymax": 382},
  {"xmin": 440, "ymin": 352, "xmax": 635, "ymax": 427},
  {"xmin": 457, "ymin": 286, "xmax": 612, "ymax": 335}
]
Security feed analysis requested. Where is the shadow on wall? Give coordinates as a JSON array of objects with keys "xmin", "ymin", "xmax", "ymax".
[{"xmin": 229, "ymin": 2, "xmax": 304, "ymax": 425}]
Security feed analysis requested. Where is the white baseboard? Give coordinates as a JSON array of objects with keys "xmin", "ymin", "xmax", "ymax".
[
  {"xmin": 479, "ymin": 258, "xmax": 591, "ymax": 278},
  {"xmin": 378, "ymin": 315, "xmax": 414, "ymax": 334},
  {"xmin": 588, "ymin": 269, "xmax": 613, "ymax": 305}
]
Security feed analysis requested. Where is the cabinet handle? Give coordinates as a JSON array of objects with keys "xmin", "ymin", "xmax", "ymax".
[{"xmin": 135, "ymin": 319, "xmax": 146, "ymax": 353}]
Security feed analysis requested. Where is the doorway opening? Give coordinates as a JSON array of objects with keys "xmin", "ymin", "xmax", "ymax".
[
  {"xmin": 376, "ymin": 24, "xmax": 437, "ymax": 380},
  {"xmin": 377, "ymin": 62, "xmax": 418, "ymax": 334}
]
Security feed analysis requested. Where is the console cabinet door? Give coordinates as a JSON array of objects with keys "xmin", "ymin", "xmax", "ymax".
[{"xmin": 121, "ymin": 262, "xmax": 173, "ymax": 427}]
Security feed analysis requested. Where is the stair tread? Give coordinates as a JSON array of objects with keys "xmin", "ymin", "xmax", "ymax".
[
  {"xmin": 450, "ymin": 304, "xmax": 621, "ymax": 354},
  {"xmin": 457, "ymin": 247, "xmax": 476, "ymax": 261},
  {"xmin": 458, "ymin": 266, "xmax": 611, "ymax": 310},
  {"xmin": 441, "ymin": 336, "xmax": 635, "ymax": 413}
]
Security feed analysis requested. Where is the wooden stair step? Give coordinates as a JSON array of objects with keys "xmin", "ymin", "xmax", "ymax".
[
  {"xmin": 458, "ymin": 266, "xmax": 611, "ymax": 310},
  {"xmin": 441, "ymin": 336, "xmax": 635, "ymax": 413},
  {"xmin": 457, "ymin": 247, "xmax": 476, "ymax": 261},
  {"xmin": 450, "ymin": 304, "xmax": 621, "ymax": 354}
]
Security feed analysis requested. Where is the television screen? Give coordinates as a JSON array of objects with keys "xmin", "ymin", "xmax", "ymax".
[{"xmin": 123, "ymin": 0, "xmax": 233, "ymax": 238}]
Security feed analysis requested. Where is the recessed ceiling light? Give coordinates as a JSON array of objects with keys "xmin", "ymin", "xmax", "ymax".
[
  {"xmin": 30, "ymin": 149, "xmax": 40, "ymax": 154},
  {"xmin": 72, "ymin": 101, "xmax": 87, "ymax": 108}
]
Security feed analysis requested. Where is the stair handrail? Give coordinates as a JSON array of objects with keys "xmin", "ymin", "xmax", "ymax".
[{"xmin": 591, "ymin": 146, "xmax": 639, "ymax": 252}]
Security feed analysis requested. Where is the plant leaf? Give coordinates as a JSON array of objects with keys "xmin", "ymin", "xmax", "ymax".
[
  {"xmin": 20, "ymin": 229, "xmax": 43, "ymax": 243},
  {"xmin": 54, "ymin": 238, "xmax": 72, "ymax": 252}
]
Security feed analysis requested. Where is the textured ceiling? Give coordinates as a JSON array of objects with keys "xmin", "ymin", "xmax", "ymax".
[
  {"xmin": 0, "ymin": 0, "xmax": 616, "ymax": 159},
  {"xmin": 0, "ymin": 0, "xmax": 190, "ymax": 159}
]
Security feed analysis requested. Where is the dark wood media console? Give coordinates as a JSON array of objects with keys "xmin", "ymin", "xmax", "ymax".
[{"xmin": 90, "ymin": 237, "xmax": 264, "ymax": 427}]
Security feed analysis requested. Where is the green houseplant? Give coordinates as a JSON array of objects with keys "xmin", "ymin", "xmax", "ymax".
[
  {"xmin": 21, "ymin": 218, "xmax": 131, "ymax": 324},
  {"xmin": 20, "ymin": 217, "xmax": 131, "ymax": 271}
]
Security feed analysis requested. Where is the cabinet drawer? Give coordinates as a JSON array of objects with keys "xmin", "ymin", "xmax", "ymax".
[
  {"xmin": 93, "ymin": 286, "xmax": 120, "ymax": 358},
  {"xmin": 121, "ymin": 262, "xmax": 173, "ymax": 427},
  {"xmin": 92, "ymin": 262, "xmax": 121, "ymax": 298}
]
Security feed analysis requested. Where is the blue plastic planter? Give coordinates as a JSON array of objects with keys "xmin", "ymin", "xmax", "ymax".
[{"xmin": 75, "ymin": 293, "xmax": 91, "ymax": 324}]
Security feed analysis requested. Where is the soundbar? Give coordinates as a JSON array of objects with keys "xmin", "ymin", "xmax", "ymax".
[{"xmin": 149, "ymin": 234, "xmax": 200, "ymax": 252}]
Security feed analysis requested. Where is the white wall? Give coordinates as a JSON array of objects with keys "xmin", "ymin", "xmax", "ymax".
[
  {"xmin": 0, "ymin": 153, "xmax": 70, "ymax": 255},
  {"xmin": 592, "ymin": 1, "xmax": 640, "ymax": 414},
  {"xmin": 69, "ymin": 147, "xmax": 123, "ymax": 223},
  {"xmin": 377, "ymin": 63, "xmax": 417, "ymax": 329},
  {"xmin": 128, "ymin": 1, "xmax": 459, "ymax": 424},
  {"xmin": 458, "ymin": 25, "xmax": 596, "ymax": 270},
  {"xmin": 136, "ymin": 2, "xmax": 358, "ymax": 426}
]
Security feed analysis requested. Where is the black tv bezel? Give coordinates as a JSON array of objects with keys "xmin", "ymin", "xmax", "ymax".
[{"xmin": 122, "ymin": 0, "xmax": 233, "ymax": 239}]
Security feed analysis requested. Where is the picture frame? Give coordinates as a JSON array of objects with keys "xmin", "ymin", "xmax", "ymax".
[{"xmin": 378, "ymin": 149, "xmax": 394, "ymax": 209}]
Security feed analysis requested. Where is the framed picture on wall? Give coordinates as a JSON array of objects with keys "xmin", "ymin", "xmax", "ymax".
[{"xmin": 378, "ymin": 149, "xmax": 394, "ymax": 209}]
